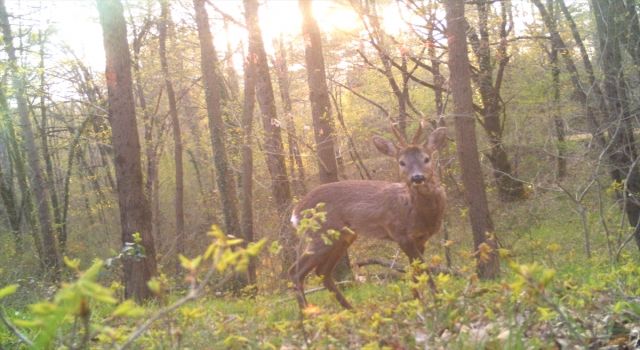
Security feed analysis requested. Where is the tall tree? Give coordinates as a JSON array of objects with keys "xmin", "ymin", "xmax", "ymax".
[
  {"xmin": 0, "ymin": 0, "xmax": 59, "ymax": 278},
  {"xmin": 445, "ymin": 0, "xmax": 499, "ymax": 278},
  {"xmin": 591, "ymin": 0, "xmax": 640, "ymax": 250},
  {"xmin": 243, "ymin": 0, "xmax": 297, "ymax": 276},
  {"xmin": 192, "ymin": 0, "xmax": 243, "ymax": 255},
  {"xmin": 158, "ymin": 0, "xmax": 185, "ymax": 260},
  {"xmin": 299, "ymin": 0, "xmax": 352, "ymax": 280},
  {"xmin": 97, "ymin": 0, "xmax": 158, "ymax": 302},
  {"xmin": 465, "ymin": 0, "xmax": 524, "ymax": 200},
  {"xmin": 272, "ymin": 37, "xmax": 307, "ymax": 196},
  {"xmin": 547, "ymin": 0, "xmax": 566, "ymax": 179},
  {"xmin": 242, "ymin": 35, "xmax": 258, "ymax": 286}
]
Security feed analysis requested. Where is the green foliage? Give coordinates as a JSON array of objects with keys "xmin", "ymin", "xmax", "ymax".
[{"xmin": 0, "ymin": 226, "xmax": 265, "ymax": 349}]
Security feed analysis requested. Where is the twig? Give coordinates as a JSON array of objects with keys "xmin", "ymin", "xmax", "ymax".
[
  {"xmin": 277, "ymin": 281, "xmax": 353, "ymax": 304},
  {"xmin": 117, "ymin": 266, "xmax": 233, "ymax": 349},
  {"xmin": 0, "ymin": 306, "xmax": 35, "ymax": 347},
  {"xmin": 356, "ymin": 258, "xmax": 463, "ymax": 277}
]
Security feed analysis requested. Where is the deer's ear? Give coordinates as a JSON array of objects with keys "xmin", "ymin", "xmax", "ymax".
[
  {"xmin": 373, "ymin": 136, "xmax": 399, "ymax": 158},
  {"xmin": 425, "ymin": 127, "xmax": 447, "ymax": 151}
]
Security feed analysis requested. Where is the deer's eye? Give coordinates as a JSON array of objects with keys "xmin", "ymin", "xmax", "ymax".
[
  {"xmin": 399, "ymin": 161, "xmax": 406, "ymax": 167},
  {"xmin": 424, "ymin": 157, "xmax": 430, "ymax": 164}
]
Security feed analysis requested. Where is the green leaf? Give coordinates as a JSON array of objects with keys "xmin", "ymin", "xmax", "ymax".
[
  {"xmin": 0, "ymin": 285, "xmax": 17, "ymax": 299},
  {"xmin": 83, "ymin": 260, "xmax": 104, "ymax": 280},
  {"xmin": 112, "ymin": 300, "xmax": 144, "ymax": 318},
  {"xmin": 63, "ymin": 256, "xmax": 81, "ymax": 269},
  {"xmin": 247, "ymin": 238, "xmax": 266, "ymax": 256},
  {"xmin": 147, "ymin": 277, "xmax": 161, "ymax": 295}
]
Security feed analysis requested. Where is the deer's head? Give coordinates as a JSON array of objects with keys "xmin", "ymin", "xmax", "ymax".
[{"xmin": 372, "ymin": 121, "xmax": 447, "ymax": 189}]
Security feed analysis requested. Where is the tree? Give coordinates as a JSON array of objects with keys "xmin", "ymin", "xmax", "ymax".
[
  {"xmin": 0, "ymin": 0, "xmax": 59, "ymax": 279},
  {"xmin": 272, "ymin": 37, "xmax": 307, "ymax": 196},
  {"xmin": 241, "ymin": 32, "xmax": 258, "ymax": 287},
  {"xmin": 158, "ymin": 0, "xmax": 185, "ymax": 261},
  {"xmin": 591, "ymin": 0, "xmax": 640, "ymax": 251},
  {"xmin": 445, "ymin": 0, "xmax": 499, "ymax": 278},
  {"xmin": 192, "ymin": 0, "xmax": 243, "ymax": 273},
  {"xmin": 96, "ymin": 0, "xmax": 158, "ymax": 302},
  {"xmin": 243, "ymin": 0, "xmax": 297, "ymax": 276},
  {"xmin": 465, "ymin": 0, "xmax": 524, "ymax": 200},
  {"xmin": 299, "ymin": 0, "xmax": 352, "ymax": 281}
]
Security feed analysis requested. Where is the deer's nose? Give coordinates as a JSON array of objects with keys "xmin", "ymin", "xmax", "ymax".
[{"xmin": 411, "ymin": 175, "xmax": 426, "ymax": 184}]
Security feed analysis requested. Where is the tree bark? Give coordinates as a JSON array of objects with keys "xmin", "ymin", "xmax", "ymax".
[
  {"xmin": 192, "ymin": 0, "xmax": 243, "ymax": 251},
  {"xmin": 0, "ymin": 0, "xmax": 59, "ymax": 279},
  {"xmin": 97, "ymin": 0, "xmax": 158, "ymax": 302},
  {"xmin": 243, "ymin": 0, "xmax": 297, "ymax": 277},
  {"xmin": 445, "ymin": 0, "xmax": 499, "ymax": 278},
  {"xmin": 158, "ymin": 0, "xmax": 185, "ymax": 261}
]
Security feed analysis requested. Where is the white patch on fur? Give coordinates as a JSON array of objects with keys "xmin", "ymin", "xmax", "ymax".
[{"xmin": 291, "ymin": 213, "xmax": 300, "ymax": 228}]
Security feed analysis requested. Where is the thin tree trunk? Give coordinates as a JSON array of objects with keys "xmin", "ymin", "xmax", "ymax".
[
  {"xmin": 272, "ymin": 37, "xmax": 307, "ymax": 196},
  {"xmin": 547, "ymin": 0, "xmax": 566, "ymax": 179},
  {"xmin": 158, "ymin": 0, "xmax": 185, "ymax": 262},
  {"xmin": 242, "ymin": 36, "xmax": 258, "ymax": 287},
  {"xmin": 97, "ymin": 0, "xmax": 158, "ymax": 302},
  {"xmin": 38, "ymin": 31, "xmax": 65, "ymax": 253},
  {"xmin": 466, "ymin": 0, "xmax": 524, "ymax": 201},
  {"xmin": 0, "ymin": 87, "xmax": 24, "ymax": 254},
  {"xmin": 445, "ymin": 0, "xmax": 499, "ymax": 278},
  {"xmin": 192, "ymin": 0, "xmax": 243, "ymax": 253},
  {"xmin": 244, "ymin": 0, "xmax": 297, "ymax": 278},
  {"xmin": 533, "ymin": 0, "xmax": 607, "ymax": 148},
  {"xmin": 0, "ymin": 0, "xmax": 59, "ymax": 279},
  {"xmin": 591, "ymin": 0, "xmax": 640, "ymax": 251}
]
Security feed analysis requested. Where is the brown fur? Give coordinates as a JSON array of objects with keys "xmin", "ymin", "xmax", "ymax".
[{"xmin": 288, "ymin": 126, "xmax": 447, "ymax": 309}]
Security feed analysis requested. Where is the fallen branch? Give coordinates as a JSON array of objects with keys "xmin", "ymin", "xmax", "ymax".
[
  {"xmin": 277, "ymin": 281, "xmax": 353, "ymax": 304},
  {"xmin": 355, "ymin": 258, "xmax": 463, "ymax": 277}
]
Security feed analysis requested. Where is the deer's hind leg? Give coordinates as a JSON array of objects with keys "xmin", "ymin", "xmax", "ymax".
[
  {"xmin": 314, "ymin": 230, "xmax": 357, "ymax": 309},
  {"xmin": 288, "ymin": 236, "xmax": 342, "ymax": 309}
]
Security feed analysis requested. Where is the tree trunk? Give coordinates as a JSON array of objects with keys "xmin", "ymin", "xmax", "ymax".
[
  {"xmin": 242, "ymin": 35, "xmax": 258, "ymax": 287},
  {"xmin": 273, "ymin": 37, "xmax": 307, "ymax": 196},
  {"xmin": 591, "ymin": 0, "xmax": 640, "ymax": 251},
  {"xmin": 533, "ymin": 0, "xmax": 607, "ymax": 148},
  {"xmin": 547, "ymin": 0, "xmax": 566, "ymax": 179},
  {"xmin": 192, "ymin": 0, "xmax": 243, "ymax": 252},
  {"xmin": 0, "ymin": 0, "xmax": 59, "ymax": 279},
  {"xmin": 299, "ymin": 0, "xmax": 352, "ymax": 281},
  {"xmin": 244, "ymin": 0, "xmax": 297, "ymax": 277},
  {"xmin": 0, "ymin": 88, "xmax": 24, "ymax": 254},
  {"xmin": 37, "ymin": 31, "xmax": 65, "ymax": 253},
  {"xmin": 445, "ymin": 0, "xmax": 499, "ymax": 278},
  {"xmin": 158, "ymin": 0, "xmax": 185, "ymax": 262},
  {"xmin": 466, "ymin": 0, "xmax": 524, "ymax": 201},
  {"xmin": 97, "ymin": 0, "xmax": 158, "ymax": 302}
]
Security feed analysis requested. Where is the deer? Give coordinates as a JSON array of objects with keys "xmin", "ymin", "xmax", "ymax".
[{"xmin": 288, "ymin": 121, "xmax": 447, "ymax": 310}]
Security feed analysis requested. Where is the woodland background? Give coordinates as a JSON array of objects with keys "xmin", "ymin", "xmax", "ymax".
[{"xmin": 0, "ymin": 0, "xmax": 640, "ymax": 348}]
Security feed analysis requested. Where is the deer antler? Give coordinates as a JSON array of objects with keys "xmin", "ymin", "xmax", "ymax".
[
  {"xmin": 411, "ymin": 113, "xmax": 426, "ymax": 145},
  {"xmin": 389, "ymin": 118, "xmax": 409, "ymax": 148}
]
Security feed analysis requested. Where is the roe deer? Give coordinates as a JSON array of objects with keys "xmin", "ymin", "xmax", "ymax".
[{"xmin": 288, "ymin": 122, "xmax": 447, "ymax": 309}]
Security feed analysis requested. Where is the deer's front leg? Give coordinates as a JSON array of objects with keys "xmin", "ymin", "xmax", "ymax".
[{"xmin": 396, "ymin": 239, "xmax": 437, "ymax": 298}]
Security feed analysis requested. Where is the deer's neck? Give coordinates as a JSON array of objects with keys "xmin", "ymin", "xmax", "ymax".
[{"xmin": 406, "ymin": 177, "xmax": 445, "ymax": 222}]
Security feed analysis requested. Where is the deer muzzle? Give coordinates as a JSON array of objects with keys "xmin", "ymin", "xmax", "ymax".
[{"xmin": 411, "ymin": 174, "xmax": 426, "ymax": 185}]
